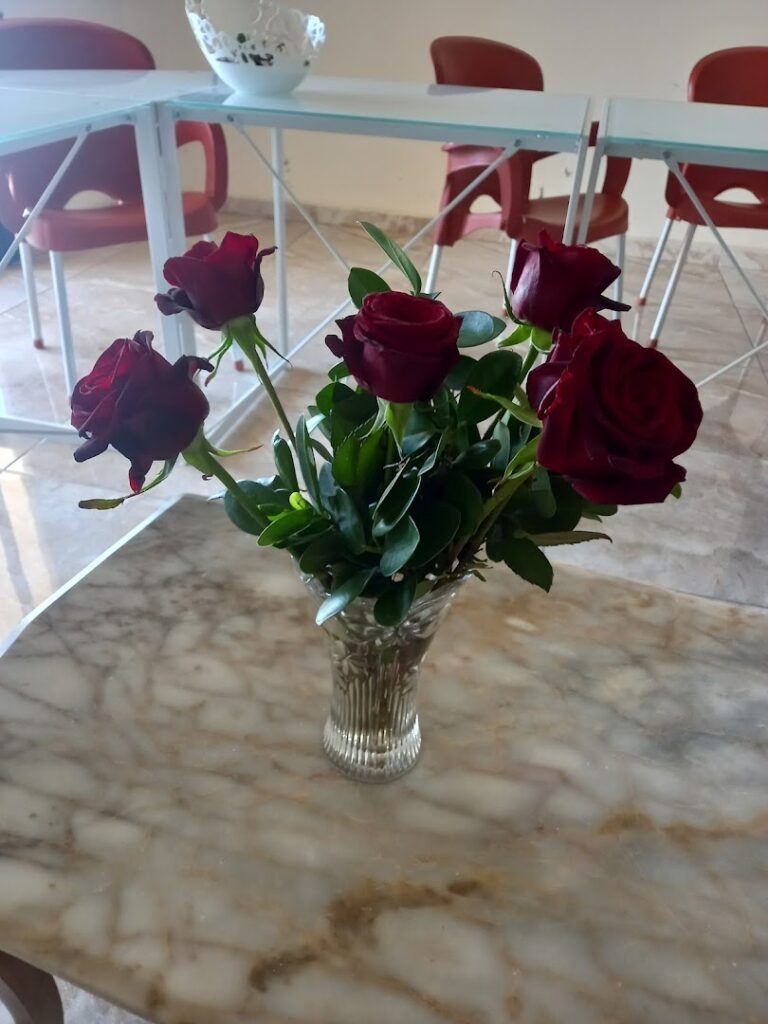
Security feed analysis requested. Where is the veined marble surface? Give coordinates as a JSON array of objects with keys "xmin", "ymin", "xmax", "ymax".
[{"xmin": 0, "ymin": 496, "xmax": 766, "ymax": 1024}]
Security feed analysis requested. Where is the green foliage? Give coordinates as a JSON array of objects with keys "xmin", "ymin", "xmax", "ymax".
[
  {"xmin": 372, "ymin": 470, "xmax": 421, "ymax": 539},
  {"xmin": 501, "ymin": 537, "xmax": 554, "ymax": 592},
  {"xmin": 458, "ymin": 351, "xmax": 523, "ymax": 423},
  {"xmin": 374, "ymin": 577, "xmax": 417, "ymax": 627},
  {"xmin": 360, "ymin": 221, "xmax": 422, "ymax": 294},
  {"xmin": 316, "ymin": 568, "xmax": 377, "ymax": 626},
  {"xmin": 456, "ymin": 311, "xmax": 507, "ymax": 348},
  {"xmin": 348, "ymin": 267, "xmax": 391, "ymax": 308},
  {"xmin": 380, "ymin": 516, "xmax": 420, "ymax": 576}
]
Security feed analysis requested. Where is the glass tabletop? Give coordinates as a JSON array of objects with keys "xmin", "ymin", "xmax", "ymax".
[
  {"xmin": 171, "ymin": 75, "xmax": 591, "ymax": 148},
  {"xmin": 0, "ymin": 69, "xmax": 216, "ymax": 102},
  {"xmin": 0, "ymin": 88, "xmax": 147, "ymax": 154},
  {"xmin": 603, "ymin": 96, "xmax": 768, "ymax": 164}
]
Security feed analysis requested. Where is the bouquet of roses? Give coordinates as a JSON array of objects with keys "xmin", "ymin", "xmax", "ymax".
[{"xmin": 71, "ymin": 225, "xmax": 702, "ymax": 628}]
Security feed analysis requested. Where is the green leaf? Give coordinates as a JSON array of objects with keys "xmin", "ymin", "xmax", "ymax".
[
  {"xmin": 316, "ymin": 381, "xmax": 355, "ymax": 417},
  {"xmin": 310, "ymin": 437, "xmax": 334, "ymax": 462},
  {"xmin": 670, "ymin": 483, "xmax": 683, "ymax": 499},
  {"xmin": 491, "ymin": 420, "xmax": 511, "ymax": 473},
  {"xmin": 497, "ymin": 324, "xmax": 533, "ymax": 348},
  {"xmin": 272, "ymin": 433, "xmax": 298, "ymax": 491},
  {"xmin": 456, "ymin": 310, "xmax": 507, "ymax": 348},
  {"xmin": 348, "ymin": 267, "xmax": 391, "ymax": 308},
  {"xmin": 444, "ymin": 354, "xmax": 476, "ymax": 391},
  {"xmin": 469, "ymin": 387, "xmax": 541, "ymax": 427},
  {"xmin": 257, "ymin": 508, "xmax": 317, "ymax": 547},
  {"xmin": 502, "ymin": 435, "xmax": 540, "ymax": 480},
  {"xmin": 445, "ymin": 471, "xmax": 484, "ymax": 535},
  {"xmin": 328, "ymin": 361, "xmax": 350, "ymax": 381},
  {"xmin": 374, "ymin": 577, "xmax": 416, "ymax": 627},
  {"xmin": 530, "ymin": 327, "xmax": 553, "ymax": 353},
  {"xmin": 503, "ymin": 537, "xmax": 553, "ymax": 592},
  {"xmin": 380, "ymin": 515, "xmax": 420, "ymax": 576},
  {"xmin": 296, "ymin": 415, "xmax": 321, "ymax": 508},
  {"xmin": 78, "ymin": 496, "xmax": 127, "ymax": 510},
  {"xmin": 372, "ymin": 471, "xmax": 421, "ymax": 539},
  {"xmin": 316, "ymin": 567, "xmax": 377, "ymax": 625},
  {"xmin": 531, "ymin": 467, "xmax": 556, "ymax": 518},
  {"xmin": 324, "ymin": 485, "xmax": 367, "ymax": 555},
  {"xmin": 298, "ymin": 536, "xmax": 345, "ymax": 576},
  {"xmin": 223, "ymin": 480, "xmax": 282, "ymax": 536},
  {"xmin": 360, "ymin": 221, "xmax": 422, "ymax": 294},
  {"xmin": 454, "ymin": 439, "xmax": 501, "ymax": 470},
  {"xmin": 412, "ymin": 500, "xmax": 461, "ymax": 566},
  {"xmin": 526, "ymin": 530, "xmax": 611, "ymax": 546},
  {"xmin": 332, "ymin": 426, "xmax": 386, "ymax": 494},
  {"xmin": 458, "ymin": 350, "xmax": 523, "ymax": 424}
]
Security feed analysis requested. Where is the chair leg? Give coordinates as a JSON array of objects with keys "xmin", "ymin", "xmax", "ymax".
[
  {"xmin": 19, "ymin": 241, "xmax": 45, "ymax": 350},
  {"xmin": 49, "ymin": 251, "xmax": 78, "ymax": 394},
  {"xmin": 649, "ymin": 223, "xmax": 696, "ymax": 348},
  {"xmin": 638, "ymin": 216, "xmax": 673, "ymax": 307},
  {"xmin": 0, "ymin": 950, "xmax": 64, "ymax": 1024},
  {"xmin": 613, "ymin": 233, "xmax": 626, "ymax": 315},
  {"xmin": 424, "ymin": 244, "xmax": 443, "ymax": 294}
]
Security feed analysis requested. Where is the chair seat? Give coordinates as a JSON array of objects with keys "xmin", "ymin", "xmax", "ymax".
[
  {"xmin": 521, "ymin": 193, "xmax": 629, "ymax": 244},
  {"xmin": 668, "ymin": 196, "xmax": 768, "ymax": 230},
  {"xmin": 25, "ymin": 191, "xmax": 218, "ymax": 253}
]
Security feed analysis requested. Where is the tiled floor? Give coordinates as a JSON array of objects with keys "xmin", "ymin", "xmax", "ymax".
[{"xmin": 0, "ymin": 212, "xmax": 766, "ymax": 1021}]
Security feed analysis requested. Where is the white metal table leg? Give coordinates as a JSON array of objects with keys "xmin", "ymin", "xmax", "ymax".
[
  {"xmin": 563, "ymin": 120, "xmax": 591, "ymax": 245},
  {"xmin": 271, "ymin": 127, "xmax": 290, "ymax": 355},
  {"xmin": 425, "ymin": 244, "xmax": 443, "ymax": 293},
  {"xmin": 665, "ymin": 155, "xmax": 768, "ymax": 321},
  {"xmin": 134, "ymin": 105, "xmax": 195, "ymax": 362},
  {"xmin": 649, "ymin": 222, "xmax": 696, "ymax": 347},
  {"xmin": 49, "ymin": 251, "xmax": 78, "ymax": 394},
  {"xmin": 613, "ymin": 232, "xmax": 626, "ymax": 314},
  {"xmin": 638, "ymin": 216, "xmax": 673, "ymax": 307},
  {"xmin": 19, "ymin": 241, "xmax": 44, "ymax": 349}
]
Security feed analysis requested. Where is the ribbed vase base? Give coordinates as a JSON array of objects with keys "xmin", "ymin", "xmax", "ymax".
[{"xmin": 322, "ymin": 716, "xmax": 422, "ymax": 783}]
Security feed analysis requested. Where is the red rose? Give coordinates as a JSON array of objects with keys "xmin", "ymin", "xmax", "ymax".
[
  {"xmin": 71, "ymin": 331, "xmax": 213, "ymax": 493},
  {"xmin": 511, "ymin": 232, "xmax": 630, "ymax": 331},
  {"xmin": 155, "ymin": 232, "xmax": 275, "ymax": 330},
  {"xmin": 527, "ymin": 311, "xmax": 703, "ymax": 504},
  {"xmin": 326, "ymin": 291, "xmax": 461, "ymax": 403}
]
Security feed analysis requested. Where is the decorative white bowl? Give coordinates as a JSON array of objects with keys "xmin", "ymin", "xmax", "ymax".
[{"xmin": 186, "ymin": 0, "xmax": 325, "ymax": 97}]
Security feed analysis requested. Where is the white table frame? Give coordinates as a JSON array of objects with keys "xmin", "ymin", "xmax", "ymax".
[
  {"xmin": 579, "ymin": 98, "xmax": 768, "ymax": 388},
  {"xmin": 163, "ymin": 87, "xmax": 592, "ymax": 441},
  {"xmin": 0, "ymin": 102, "xmax": 190, "ymax": 436}
]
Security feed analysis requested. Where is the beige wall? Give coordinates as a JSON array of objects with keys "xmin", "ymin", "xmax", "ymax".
[{"xmin": 3, "ymin": 0, "xmax": 768, "ymax": 244}]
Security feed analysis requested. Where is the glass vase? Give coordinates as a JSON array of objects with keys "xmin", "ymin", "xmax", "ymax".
[{"xmin": 302, "ymin": 575, "xmax": 466, "ymax": 782}]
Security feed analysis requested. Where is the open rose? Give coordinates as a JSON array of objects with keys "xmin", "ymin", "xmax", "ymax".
[
  {"xmin": 326, "ymin": 291, "xmax": 461, "ymax": 403},
  {"xmin": 511, "ymin": 233, "xmax": 630, "ymax": 331},
  {"xmin": 71, "ymin": 331, "xmax": 213, "ymax": 493},
  {"xmin": 155, "ymin": 232, "xmax": 275, "ymax": 330},
  {"xmin": 527, "ymin": 311, "xmax": 702, "ymax": 504}
]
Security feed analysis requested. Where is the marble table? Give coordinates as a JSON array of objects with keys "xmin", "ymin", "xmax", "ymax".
[{"xmin": 0, "ymin": 496, "xmax": 766, "ymax": 1024}]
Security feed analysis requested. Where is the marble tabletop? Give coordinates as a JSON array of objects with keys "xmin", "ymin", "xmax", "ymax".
[{"xmin": 0, "ymin": 496, "xmax": 766, "ymax": 1024}]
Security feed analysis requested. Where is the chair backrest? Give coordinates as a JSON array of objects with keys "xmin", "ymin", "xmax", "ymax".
[
  {"xmin": 431, "ymin": 36, "xmax": 543, "ymax": 92},
  {"xmin": 666, "ymin": 46, "xmax": 768, "ymax": 210},
  {"xmin": 689, "ymin": 46, "xmax": 768, "ymax": 106},
  {"xmin": 0, "ymin": 19, "xmax": 154, "ymax": 231}
]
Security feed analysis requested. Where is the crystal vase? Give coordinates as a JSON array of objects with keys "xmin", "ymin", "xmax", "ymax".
[{"xmin": 302, "ymin": 576, "xmax": 466, "ymax": 782}]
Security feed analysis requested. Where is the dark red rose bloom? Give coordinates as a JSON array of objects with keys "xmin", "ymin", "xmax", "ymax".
[
  {"xmin": 325, "ymin": 291, "xmax": 461, "ymax": 403},
  {"xmin": 511, "ymin": 232, "xmax": 631, "ymax": 331},
  {"xmin": 526, "ymin": 311, "xmax": 703, "ymax": 505},
  {"xmin": 155, "ymin": 232, "xmax": 276, "ymax": 330},
  {"xmin": 71, "ymin": 331, "xmax": 213, "ymax": 493}
]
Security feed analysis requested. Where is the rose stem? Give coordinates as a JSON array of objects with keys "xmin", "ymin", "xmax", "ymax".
[{"xmin": 230, "ymin": 319, "xmax": 297, "ymax": 448}]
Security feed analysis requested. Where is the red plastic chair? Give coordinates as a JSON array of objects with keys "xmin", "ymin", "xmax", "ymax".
[
  {"xmin": 639, "ymin": 46, "xmax": 768, "ymax": 344},
  {"xmin": 0, "ymin": 18, "xmax": 228, "ymax": 371},
  {"xmin": 426, "ymin": 36, "xmax": 631, "ymax": 303}
]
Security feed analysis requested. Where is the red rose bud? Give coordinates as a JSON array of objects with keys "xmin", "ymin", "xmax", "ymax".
[
  {"xmin": 71, "ymin": 331, "xmax": 213, "ymax": 493},
  {"xmin": 511, "ymin": 232, "xmax": 630, "ymax": 331},
  {"xmin": 155, "ymin": 232, "xmax": 276, "ymax": 331},
  {"xmin": 527, "ymin": 311, "xmax": 703, "ymax": 505},
  {"xmin": 325, "ymin": 291, "xmax": 461, "ymax": 403}
]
